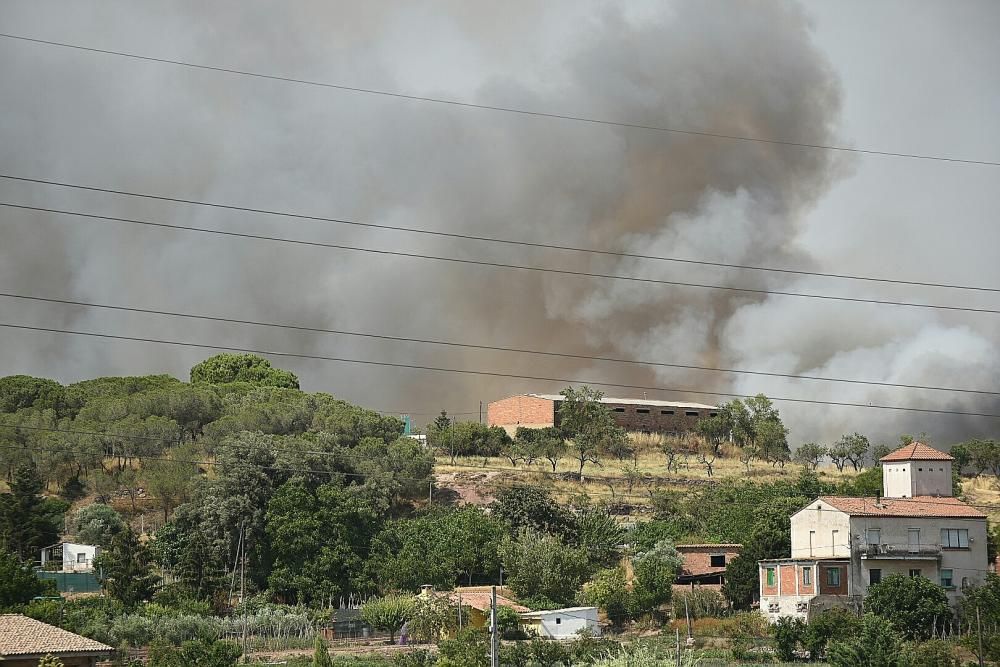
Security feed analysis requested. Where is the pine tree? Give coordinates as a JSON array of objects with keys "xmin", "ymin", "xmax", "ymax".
[
  {"xmin": 0, "ymin": 462, "xmax": 59, "ymax": 560},
  {"xmin": 312, "ymin": 635, "xmax": 333, "ymax": 667},
  {"xmin": 95, "ymin": 525, "xmax": 160, "ymax": 608}
]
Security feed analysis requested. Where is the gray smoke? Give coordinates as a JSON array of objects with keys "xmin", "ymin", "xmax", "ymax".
[{"xmin": 0, "ymin": 0, "xmax": 997, "ymax": 445}]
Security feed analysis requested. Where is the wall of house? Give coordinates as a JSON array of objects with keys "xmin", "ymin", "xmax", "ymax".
[
  {"xmin": 882, "ymin": 461, "xmax": 953, "ymax": 498},
  {"xmin": 521, "ymin": 609, "xmax": 600, "ymax": 639},
  {"xmin": 3, "ymin": 656, "xmax": 104, "ymax": 667},
  {"xmin": 677, "ymin": 546, "xmax": 741, "ymax": 577},
  {"xmin": 486, "ymin": 396, "xmax": 556, "ymax": 430},
  {"xmin": 791, "ymin": 502, "xmax": 852, "ymax": 558},
  {"xmin": 850, "ymin": 515, "xmax": 987, "ymax": 599}
]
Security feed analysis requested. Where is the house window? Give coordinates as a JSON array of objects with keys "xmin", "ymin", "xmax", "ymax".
[
  {"xmin": 613, "ymin": 407, "xmax": 625, "ymax": 413},
  {"xmin": 555, "ymin": 617, "xmax": 561, "ymax": 625},
  {"xmin": 866, "ymin": 528, "xmax": 881, "ymax": 546},
  {"xmin": 809, "ymin": 530, "xmax": 815, "ymax": 556},
  {"xmin": 709, "ymin": 412, "xmax": 719, "ymax": 417},
  {"xmin": 685, "ymin": 411, "xmax": 700, "ymax": 417},
  {"xmin": 869, "ymin": 569, "xmax": 882, "ymax": 585},
  {"xmin": 710, "ymin": 554, "xmax": 726, "ymax": 568},
  {"xmin": 832, "ymin": 529, "xmax": 840, "ymax": 551},
  {"xmin": 636, "ymin": 408, "xmax": 650, "ymax": 414},
  {"xmin": 766, "ymin": 568, "xmax": 776, "ymax": 587},
  {"xmin": 908, "ymin": 528, "xmax": 920, "ymax": 553},
  {"xmin": 962, "ymin": 577, "xmax": 970, "ymax": 589},
  {"xmin": 909, "ymin": 569, "xmax": 922, "ymax": 578},
  {"xmin": 941, "ymin": 569, "xmax": 954, "ymax": 588},
  {"xmin": 661, "ymin": 410, "xmax": 675, "ymax": 415},
  {"xmin": 941, "ymin": 528, "xmax": 970, "ymax": 549},
  {"xmin": 77, "ymin": 553, "xmax": 87, "ymax": 563},
  {"xmin": 826, "ymin": 567, "xmax": 841, "ymax": 587},
  {"xmin": 802, "ymin": 567, "xmax": 812, "ymax": 586}
]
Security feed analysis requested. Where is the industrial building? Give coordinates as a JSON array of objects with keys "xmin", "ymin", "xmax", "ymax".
[{"xmin": 487, "ymin": 393, "xmax": 718, "ymax": 435}]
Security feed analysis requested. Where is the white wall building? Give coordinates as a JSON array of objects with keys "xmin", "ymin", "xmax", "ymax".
[
  {"xmin": 760, "ymin": 442, "xmax": 988, "ymax": 621},
  {"xmin": 519, "ymin": 607, "xmax": 601, "ymax": 639},
  {"xmin": 40, "ymin": 542, "xmax": 101, "ymax": 572}
]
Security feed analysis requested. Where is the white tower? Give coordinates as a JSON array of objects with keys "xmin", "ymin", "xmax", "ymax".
[{"xmin": 880, "ymin": 442, "xmax": 953, "ymax": 498}]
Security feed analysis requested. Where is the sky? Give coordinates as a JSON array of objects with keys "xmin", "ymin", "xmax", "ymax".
[{"xmin": 0, "ymin": 0, "xmax": 997, "ymax": 445}]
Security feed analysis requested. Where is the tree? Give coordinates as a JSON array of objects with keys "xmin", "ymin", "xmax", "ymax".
[
  {"xmin": 361, "ymin": 594, "xmax": 415, "ymax": 643},
  {"xmin": 826, "ymin": 613, "xmax": 903, "ymax": 667},
  {"xmin": 827, "ymin": 439, "xmax": 851, "ymax": 473},
  {"xmin": 490, "ymin": 487, "xmax": 576, "ymax": 539},
  {"xmin": 696, "ymin": 414, "xmax": 730, "ymax": 455},
  {"xmin": 557, "ymin": 386, "xmax": 625, "ymax": 476},
  {"xmin": 837, "ymin": 432, "xmax": 871, "ymax": 471},
  {"xmin": 267, "ymin": 480, "xmax": 382, "ymax": 605},
  {"xmin": 0, "ymin": 462, "xmax": 64, "ymax": 560},
  {"xmin": 695, "ymin": 442, "xmax": 716, "ymax": 477},
  {"xmin": 723, "ymin": 516, "xmax": 790, "ymax": 609},
  {"xmin": 189, "ymin": 353, "xmax": 299, "ymax": 389},
  {"xmin": 865, "ymin": 574, "xmax": 950, "ymax": 640},
  {"xmin": 95, "ymin": 525, "xmax": 160, "ymax": 609},
  {"xmin": 0, "ymin": 547, "xmax": 56, "ymax": 607},
  {"xmin": 801, "ymin": 607, "xmax": 862, "ymax": 659},
  {"xmin": 407, "ymin": 594, "xmax": 458, "ymax": 644},
  {"xmin": 0, "ymin": 375, "xmax": 66, "ymax": 415},
  {"xmin": 794, "ymin": 443, "xmax": 826, "ymax": 470},
  {"xmin": 143, "ymin": 441, "xmax": 200, "ymax": 521},
  {"xmin": 499, "ymin": 529, "xmax": 591, "ymax": 606},
  {"xmin": 871, "ymin": 443, "xmax": 893, "ymax": 466},
  {"xmin": 37, "ymin": 657, "xmax": 65, "ymax": 667},
  {"xmin": 312, "ymin": 635, "xmax": 333, "ymax": 667},
  {"xmin": 630, "ymin": 539, "xmax": 683, "ymax": 614},
  {"xmin": 579, "ymin": 566, "xmax": 633, "ymax": 625},
  {"xmin": 73, "ymin": 503, "xmax": 125, "ymax": 547},
  {"xmin": 430, "ymin": 410, "xmax": 452, "ymax": 433}
]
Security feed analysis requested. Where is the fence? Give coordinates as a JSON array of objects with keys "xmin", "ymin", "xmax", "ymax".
[{"xmin": 36, "ymin": 570, "xmax": 102, "ymax": 593}]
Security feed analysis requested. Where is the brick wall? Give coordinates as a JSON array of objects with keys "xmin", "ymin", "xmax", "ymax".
[
  {"xmin": 799, "ymin": 564, "xmax": 816, "ymax": 595},
  {"xmin": 677, "ymin": 546, "xmax": 741, "ymax": 577},
  {"xmin": 779, "ymin": 564, "xmax": 797, "ymax": 594},
  {"xmin": 819, "ymin": 564, "xmax": 847, "ymax": 595},
  {"xmin": 487, "ymin": 395, "xmax": 556, "ymax": 428},
  {"xmin": 488, "ymin": 394, "xmax": 715, "ymax": 435}
]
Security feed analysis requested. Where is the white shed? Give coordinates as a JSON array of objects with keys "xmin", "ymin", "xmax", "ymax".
[
  {"xmin": 41, "ymin": 542, "xmax": 100, "ymax": 572},
  {"xmin": 519, "ymin": 607, "xmax": 601, "ymax": 639}
]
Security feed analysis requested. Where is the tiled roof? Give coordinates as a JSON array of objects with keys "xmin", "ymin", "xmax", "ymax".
[
  {"xmin": 0, "ymin": 615, "xmax": 113, "ymax": 656},
  {"xmin": 880, "ymin": 442, "xmax": 954, "ymax": 462},
  {"xmin": 817, "ymin": 496, "xmax": 985, "ymax": 518},
  {"xmin": 445, "ymin": 590, "xmax": 529, "ymax": 613}
]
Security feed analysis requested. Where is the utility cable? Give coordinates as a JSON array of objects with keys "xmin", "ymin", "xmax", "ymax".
[
  {"xmin": 1, "ymin": 320, "xmax": 999, "ymax": 418},
  {"xmin": 2, "ymin": 173, "xmax": 997, "ymax": 294},
  {"xmin": 0, "ymin": 32, "xmax": 997, "ymax": 167},
  {"xmin": 4, "ymin": 201, "xmax": 999, "ymax": 315},
  {"xmin": 0, "ymin": 290, "xmax": 994, "ymax": 396}
]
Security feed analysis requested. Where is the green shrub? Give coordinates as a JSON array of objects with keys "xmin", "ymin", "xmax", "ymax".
[
  {"xmin": 772, "ymin": 616, "xmax": 804, "ymax": 662},
  {"xmin": 901, "ymin": 639, "xmax": 959, "ymax": 667},
  {"xmin": 671, "ymin": 588, "xmax": 727, "ymax": 620}
]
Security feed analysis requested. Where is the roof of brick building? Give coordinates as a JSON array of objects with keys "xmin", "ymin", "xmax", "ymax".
[
  {"xmin": 443, "ymin": 588, "xmax": 530, "ymax": 613},
  {"xmin": 676, "ymin": 544, "xmax": 742, "ymax": 550},
  {"xmin": 880, "ymin": 442, "xmax": 954, "ymax": 462},
  {"xmin": 526, "ymin": 394, "xmax": 718, "ymax": 410},
  {"xmin": 0, "ymin": 614, "xmax": 113, "ymax": 657},
  {"xmin": 816, "ymin": 496, "xmax": 985, "ymax": 518}
]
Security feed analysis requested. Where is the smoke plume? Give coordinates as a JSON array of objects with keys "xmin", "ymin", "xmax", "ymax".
[{"xmin": 0, "ymin": 0, "xmax": 997, "ymax": 445}]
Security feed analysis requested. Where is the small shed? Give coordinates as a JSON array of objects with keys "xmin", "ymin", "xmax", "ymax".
[
  {"xmin": 519, "ymin": 607, "xmax": 601, "ymax": 639},
  {"xmin": 40, "ymin": 543, "xmax": 101, "ymax": 573},
  {"xmin": 0, "ymin": 614, "xmax": 113, "ymax": 666}
]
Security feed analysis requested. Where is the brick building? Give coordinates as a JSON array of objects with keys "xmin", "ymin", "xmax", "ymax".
[
  {"xmin": 487, "ymin": 393, "xmax": 718, "ymax": 435},
  {"xmin": 675, "ymin": 544, "xmax": 742, "ymax": 590}
]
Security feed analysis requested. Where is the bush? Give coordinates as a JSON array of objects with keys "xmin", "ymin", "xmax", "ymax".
[
  {"xmin": 801, "ymin": 607, "xmax": 863, "ymax": 659},
  {"xmin": 865, "ymin": 574, "xmax": 950, "ymax": 640},
  {"xmin": 772, "ymin": 616, "xmax": 805, "ymax": 662},
  {"xmin": 148, "ymin": 638, "xmax": 241, "ymax": 667},
  {"xmin": 826, "ymin": 613, "xmax": 902, "ymax": 667},
  {"xmin": 901, "ymin": 639, "xmax": 959, "ymax": 667},
  {"xmin": 671, "ymin": 589, "xmax": 727, "ymax": 620}
]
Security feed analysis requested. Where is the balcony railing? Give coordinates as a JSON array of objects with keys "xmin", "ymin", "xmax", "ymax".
[{"xmin": 857, "ymin": 543, "xmax": 942, "ymax": 559}]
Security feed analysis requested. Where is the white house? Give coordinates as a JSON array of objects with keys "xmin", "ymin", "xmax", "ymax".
[
  {"xmin": 519, "ymin": 607, "xmax": 601, "ymax": 639},
  {"xmin": 40, "ymin": 542, "xmax": 100, "ymax": 573},
  {"xmin": 760, "ymin": 442, "xmax": 988, "ymax": 621}
]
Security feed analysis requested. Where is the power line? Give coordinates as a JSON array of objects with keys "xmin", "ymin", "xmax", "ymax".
[
  {"xmin": 1, "ymin": 291, "xmax": 995, "ymax": 397},
  {"xmin": 2, "ymin": 173, "xmax": 997, "ymax": 294},
  {"xmin": 0, "ymin": 32, "xmax": 997, "ymax": 168},
  {"xmin": 4, "ymin": 201, "xmax": 999, "ymax": 316},
  {"xmin": 2, "ymin": 320, "xmax": 999, "ymax": 419}
]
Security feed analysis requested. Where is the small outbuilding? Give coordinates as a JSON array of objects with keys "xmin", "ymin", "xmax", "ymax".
[
  {"xmin": 519, "ymin": 607, "xmax": 601, "ymax": 639},
  {"xmin": 0, "ymin": 614, "xmax": 113, "ymax": 666}
]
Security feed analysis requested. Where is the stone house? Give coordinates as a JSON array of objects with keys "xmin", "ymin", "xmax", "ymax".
[{"xmin": 0, "ymin": 614, "xmax": 113, "ymax": 666}]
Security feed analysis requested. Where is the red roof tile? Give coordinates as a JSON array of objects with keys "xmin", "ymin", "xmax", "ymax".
[
  {"xmin": 444, "ymin": 590, "xmax": 529, "ymax": 613},
  {"xmin": 0, "ymin": 615, "xmax": 113, "ymax": 657},
  {"xmin": 817, "ymin": 496, "xmax": 985, "ymax": 518},
  {"xmin": 880, "ymin": 442, "xmax": 954, "ymax": 462}
]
